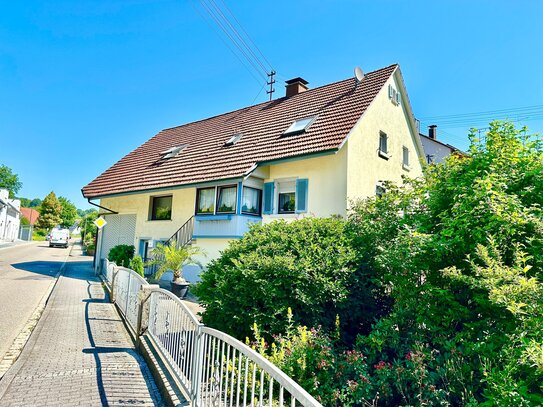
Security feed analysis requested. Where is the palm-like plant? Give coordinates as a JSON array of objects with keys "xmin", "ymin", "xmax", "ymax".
[{"xmin": 147, "ymin": 240, "xmax": 203, "ymax": 284}]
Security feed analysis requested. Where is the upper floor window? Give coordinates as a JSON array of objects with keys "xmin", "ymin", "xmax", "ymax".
[
  {"xmin": 388, "ymin": 84, "xmax": 401, "ymax": 106},
  {"xmin": 217, "ymin": 185, "xmax": 237, "ymax": 213},
  {"xmin": 242, "ymin": 187, "xmax": 262, "ymax": 216},
  {"xmin": 403, "ymin": 146, "xmax": 410, "ymax": 169},
  {"xmin": 149, "ymin": 195, "xmax": 172, "ymax": 220},
  {"xmin": 277, "ymin": 181, "xmax": 296, "ymax": 214},
  {"xmin": 196, "ymin": 187, "xmax": 215, "ymax": 215},
  {"xmin": 196, "ymin": 185, "xmax": 239, "ymax": 215},
  {"xmin": 263, "ymin": 179, "xmax": 308, "ymax": 215},
  {"xmin": 379, "ymin": 131, "xmax": 389, "ymax": 159}
]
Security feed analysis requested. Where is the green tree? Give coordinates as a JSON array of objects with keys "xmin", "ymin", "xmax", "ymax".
[
  {"xmin": 58, "ymin": 196, "xmax": 78, "ymax": 228},
  {"xmin": 35, "ymin": 192, "xmax": 62, "ymax": 231},
  {"xmin": 29, "ymin": 198, "xmax": 42, "ymax": 208},
  {"xmin": 0, "ymin": 165, "xmax": 22, "ymax": 197}
]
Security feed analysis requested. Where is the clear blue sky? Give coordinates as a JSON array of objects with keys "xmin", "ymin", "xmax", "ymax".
[{"xmin": 1, "ymin": 0, "xmax": 542, "ymax": 209}]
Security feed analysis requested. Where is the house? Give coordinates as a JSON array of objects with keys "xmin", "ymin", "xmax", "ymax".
[
  {"xmin": 420, "ymin": 125, "xmax": 461, "ymax": 164},
  {"xmin": 20, "ymin": 207, "xmax": 40, "ymax": 226},
  {"xmin": 0, "ymin": 189, "xmax": 21, "ymax": 242},
  {"xmin": 82, "ymin": 64, "xmax": 425, "ymax": 280}
]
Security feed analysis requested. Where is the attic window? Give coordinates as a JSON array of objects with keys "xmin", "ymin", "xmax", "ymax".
[
  {"xmin": 283, "ymin": 117, "xmax": 315, "ymax": 136},
  {"xmin": 160, "ymin": 145, "xmax": 186, "ymax": 159},
  {"xmin": 224, "ymin": 133, "xmax": 242, "ymax": 146}
]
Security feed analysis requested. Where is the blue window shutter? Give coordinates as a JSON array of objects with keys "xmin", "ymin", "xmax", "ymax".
[
  {"xmin": 263, "ymin": 182, "xmax": 274, "ymax": 214},
  {"xmin": 295, "ymin": 178, "xmax": 309, "ymax": 213}
]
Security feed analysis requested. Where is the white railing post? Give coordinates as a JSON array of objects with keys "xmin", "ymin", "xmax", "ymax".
[
  {"xmin": 110, "ymin": 266, "xmax": 119, "ymax": 303},
  {"xmin": 136, "ymin": 285, "xmax": 160, "ymax": 344},
  {"xmin": 191, "ymin": 325, "xmax": 204, "ymax": 406}
]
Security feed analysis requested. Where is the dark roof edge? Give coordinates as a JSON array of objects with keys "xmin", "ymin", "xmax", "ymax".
[
  {"xmin": 83, "ymin": 149, "xmax": 340, "ymax": 200},
  {"xmin": 419, "ymin": 133, "xmax": 460, "ymax": 151}
]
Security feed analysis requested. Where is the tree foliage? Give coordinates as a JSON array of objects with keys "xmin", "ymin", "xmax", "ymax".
[
  {"xmin": 35, "ymin": 191, "xmax": 62, "ymax": 231},
  {"xmin": 58, "ymin": 196, "xmax": 78, "ymax": 228},
  {"xmin": 0, "ymin": 164, "xmax": 22, "ymax": 197},
  {"xmin": 196, "ymin": 121, "xmax": 543, "ymax": 405}
]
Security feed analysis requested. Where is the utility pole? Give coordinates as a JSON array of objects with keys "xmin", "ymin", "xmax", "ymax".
[{"xmin": 266, "ymin": 70, "xmax": 276, "ymax": 101}]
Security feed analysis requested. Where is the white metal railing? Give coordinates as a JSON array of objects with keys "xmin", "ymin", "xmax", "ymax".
[
  {"xmin": 99, "ymin": 260, "xmax": 322, "ymax": 407},
  {"xmin": 196, "ymin": 327, "xmax": 321, "ymax": 407},
  {"xmin": 147, "ymin": 290, "xmax": 202, "ymax": 398},
  {"xmin": 114, "ymin": 267, "xmax": 147, "ymax": 332}
]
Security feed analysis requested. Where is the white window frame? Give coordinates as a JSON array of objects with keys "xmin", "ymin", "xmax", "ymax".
[
  {"xmin": 274, "ymin": 178, "xmax": 297, "ymax": 215},
  {"xmin": 378, "ymin": 131, "xmax": 390, "ymax": 159},
  {"xmin": 402, "ymin": 146, "xmax": 410, "ymax": 171}
]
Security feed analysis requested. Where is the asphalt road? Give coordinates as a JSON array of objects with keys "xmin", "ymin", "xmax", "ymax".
[{"xmin": 0, "ymin": 241, "xmax": 70, "ymax": 360}]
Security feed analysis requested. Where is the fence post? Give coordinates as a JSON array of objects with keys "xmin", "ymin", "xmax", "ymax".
[
  {"xmin": 136, "ymin": 285, "xmax": 160, "ymax": 346},
  {"xmin": 110, "ymin": 266, "xmax": 119, "ymax": 303},
  {"xmin": 191, "ymin": 325, "xmax": 204, "ymax": 406}
]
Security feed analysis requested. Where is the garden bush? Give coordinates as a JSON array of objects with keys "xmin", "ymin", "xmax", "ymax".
[
  {"xmin": 108, "ymin": 244, "xmax": 135, "ymax": 268},
  {"xmin": 194, "ymin": 217, "xmax": 357, "ymax": 340},
  {"xmin": 197, "ymin": 121, "xmax": 543, "ymax": 405},
  {"xmin": 129, "ymin": 255, "xmax": 145, "ymax": 277}
]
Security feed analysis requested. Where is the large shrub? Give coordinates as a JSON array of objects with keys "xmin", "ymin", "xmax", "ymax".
[
  {"xmin": 108, "ymin": 244, "xmax": 135, "ymax": 268},
  {"xmin": 194, "ymin": 217, "xmax": 356, "ymax": 340}
]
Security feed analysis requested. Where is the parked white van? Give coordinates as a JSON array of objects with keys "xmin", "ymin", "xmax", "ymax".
[{"xmin": 49, "ymin": 228, "xmax": 70, "ymax": 248}]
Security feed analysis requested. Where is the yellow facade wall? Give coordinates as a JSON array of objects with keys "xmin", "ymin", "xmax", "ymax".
[
  {"xmin": 261, "ymin": 147, "xmax": 348, "ymax": 223},
  {"xmin": 100, "ymin": 187, "xmax": 196, "ymax": 244},
  {"xmin": 345, "ymin": 72, "xmax": 424, "ymax": 204}
]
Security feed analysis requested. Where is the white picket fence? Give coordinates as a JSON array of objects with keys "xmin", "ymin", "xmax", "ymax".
[{"xmin": 101, "ymin": 259, "xmax": 322, "ymax": 407}]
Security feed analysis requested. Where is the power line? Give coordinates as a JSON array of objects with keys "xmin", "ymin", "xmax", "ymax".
[
  {"xmin": 198, "ymin": 0, "xmax": 267, "ymax": 81},
  {"xmin": 419, "ymin": 104, "xmax": 543, "ymax": 121},
  {"xmin": 189, "ymin": 1, "xmax": 264, "ymax": 85},
  {"xmin": 215, "ymin": 0, "xmax": 274, "ymax": 71}
]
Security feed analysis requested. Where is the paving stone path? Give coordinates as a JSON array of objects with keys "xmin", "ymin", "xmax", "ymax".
[{"xmin": 0, "ymin": 253, "xmax": 164, "ymax": 406}]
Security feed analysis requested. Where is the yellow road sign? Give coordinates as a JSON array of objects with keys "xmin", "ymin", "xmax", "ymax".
[{"xmin": 94, "ymin": 216, "xmax": 107, "ymax": 229}]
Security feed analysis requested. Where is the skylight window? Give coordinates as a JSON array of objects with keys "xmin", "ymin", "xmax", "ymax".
[
  {"xmin": 224, "ymin": 133, "xmax": 242, "ymax": 146},
  {"xmin": 160, "ymin": 145, "xmax": 186, "ymax": 159},
  {"xmin": 283, "ymin": 117, "xmax": 316, "ymax": 135}
]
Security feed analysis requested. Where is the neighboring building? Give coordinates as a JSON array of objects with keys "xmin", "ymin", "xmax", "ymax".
[
  {"xmin": 82, "ymin": 64, "xmax": 425, "ymax": 280},
  {"xmin": 420, "ymin": 125, "xmax": 461, "ymax": 164},
  {"xmin": 20, "ymin": 207, "xmax": 40, "ymax": 226},
  {"xmin": 0, "ymin": 189, "xmax": 21, "ymax": 242}
]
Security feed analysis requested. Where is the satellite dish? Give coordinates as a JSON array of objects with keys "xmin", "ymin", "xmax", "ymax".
[{"xmin": 354, "ymin": 66, "xmax": 364, "ymax": 82}]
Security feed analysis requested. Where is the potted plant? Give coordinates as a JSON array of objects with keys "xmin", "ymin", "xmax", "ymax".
[{"xmin": 146, "ymin": 240, "xmax": 202, "ymax": 298}]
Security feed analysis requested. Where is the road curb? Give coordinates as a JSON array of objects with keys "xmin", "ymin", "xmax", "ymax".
[{"xmin": 0, "ymin": 242, "xmax": 75, "ymax": 380}]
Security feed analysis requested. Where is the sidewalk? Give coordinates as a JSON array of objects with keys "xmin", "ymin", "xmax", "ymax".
[{"xmin": 0, "ymin": 243, "xmax": 164, "ymax": 406}]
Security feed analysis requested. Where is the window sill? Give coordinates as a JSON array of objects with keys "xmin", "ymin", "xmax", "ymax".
[
  {"xmin": 402, "ymin": 164, "xmax": 411, "ymax": 171},
  {"xmin": 146, "ymin": 219, "xmax": 172, "ymax": 222},
  {"xmin": 378, "ymin": 151, "xmax": 390, "ymax": 160}
]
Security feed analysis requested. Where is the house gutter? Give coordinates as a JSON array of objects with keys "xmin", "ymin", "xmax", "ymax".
[{"xmin": 82, "ymin": 189, "xmax": 118, "ymax": 214}]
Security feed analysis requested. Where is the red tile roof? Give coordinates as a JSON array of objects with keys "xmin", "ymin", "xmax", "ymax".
[
  {"xmin": 82, "ymin": 64, "xmax": 398, "ymax": 198},
  {"xmin": 20, "ymin": 208, "xmax": 39, "ymax": 225}
]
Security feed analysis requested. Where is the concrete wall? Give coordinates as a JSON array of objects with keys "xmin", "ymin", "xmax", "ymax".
[{"xmin": 345, "ymin": 72, "xmax": 424, "ymax": 204}]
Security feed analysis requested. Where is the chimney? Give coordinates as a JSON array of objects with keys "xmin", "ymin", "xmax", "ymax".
[
  {"xmin": 285, "ymin": 77, "xmax": 309, "ymax": 97},
  {"xmin": 428, "ymin": 125, "xmax": 437, "ymax": 140}
]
